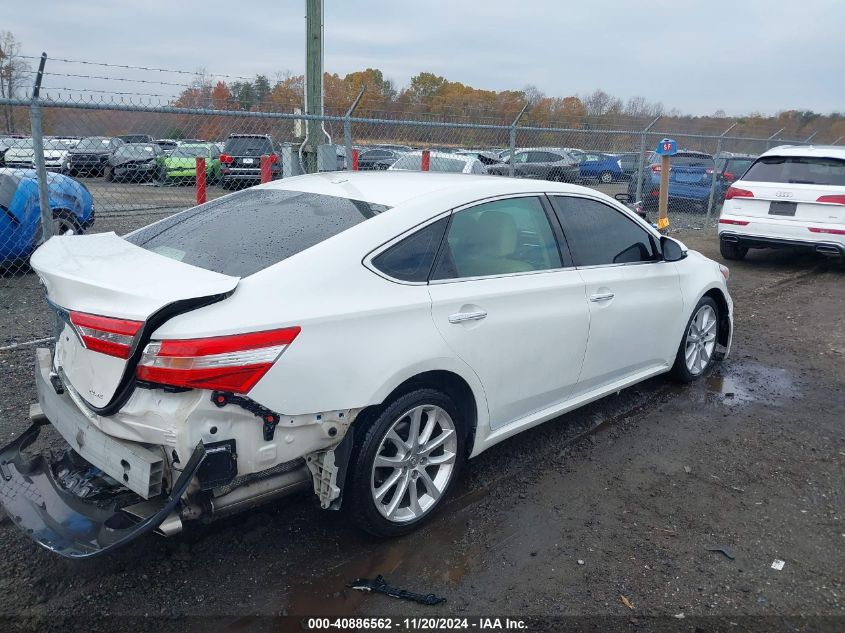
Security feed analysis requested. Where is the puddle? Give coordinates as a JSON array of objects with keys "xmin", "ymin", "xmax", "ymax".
[{"xmin": 705, "ymin": 361, "xmax": 797, "ymax": 405}]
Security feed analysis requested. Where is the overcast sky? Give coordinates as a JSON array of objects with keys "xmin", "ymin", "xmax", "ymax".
[{"xmin": 6, "ymin": 1, "xmax": 843, "ymax": 116}]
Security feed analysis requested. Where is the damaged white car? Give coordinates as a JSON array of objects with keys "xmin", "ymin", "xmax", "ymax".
[{"xmin": 0, "ymin": 172, "xmax": 733, "ymax": 557}]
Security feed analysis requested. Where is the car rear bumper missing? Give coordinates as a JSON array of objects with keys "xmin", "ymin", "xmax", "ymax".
[{"xmin": 0, "ymin": 349, "xmax": 208, "ymax": 558}]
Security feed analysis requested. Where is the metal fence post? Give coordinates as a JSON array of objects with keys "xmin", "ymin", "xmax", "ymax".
[
  {"xmin": 29, "ymin": 53, "xmax": 52, "ymax": 244},
  {"xmin": 766, "ymin": 127, "xmax": 785, "ymax": 151},
  {"xmin": 706, "ymin": 122, "xmax": 737, "ymax": 220},
  {"xmin": 833, "ymin": 136, "xmax": 843, "ymax": 146},
  {"xmin": 344, "ymin": 88, "xmax": 364, "ymax": 171},
  {"xmin": 508, "ymin": 104, "xmax": 528, "ymax": 178},
  {"xmin": 635, "ymin": 116, "xmax": 661, "ymax": 203}
]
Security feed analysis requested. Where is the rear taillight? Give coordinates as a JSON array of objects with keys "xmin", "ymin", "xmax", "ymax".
[
  {"xmin": 723, "ymin": 171, "xmax": 735, "ymax": 181},
  {"xmin": 808, "ymin": 227, "xmax": 845, "ymax": 235},
  {"xmin": 649, "ymin": 188, "xmax": 660, "ymax": 197},
  {"xmin": 718, "ymin": 218, "xmax": 750, "ymax": 226},
  {"xmin": 650, "ymin": 164, "xmax": 661, "ymax": 173},
  {"xmin": 136, "ymin": 327, "xmax": 300, "ymax": 393},
  {"xmin": 817, "ymin": 195, "xmax": 845, "ymax": 205},
  {"xmin": 69, "ymin": 311, "xmax": 143, "ymax": 359},
  {"xmin": 724, "ymin": 186, "xmax": 754, "ymax": 201},
  {"xmin": 220, "ymin": 153, "xmax": 233, "ymax": 164}
]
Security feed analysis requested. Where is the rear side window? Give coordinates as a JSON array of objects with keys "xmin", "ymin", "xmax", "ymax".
[
  {"xmin": 372, "ymin": 218, "xmax": 449, "ymax": 282},
  {"xmin": 742, "ymin": 156, "xmax": 845, "ymax": 186},
  {"xmin": 224, "ymin": 137, "xmax": 273, "ymax": 156},
  {"xmin": 551, "ymin": 196, "xmax": 658, "ymax": 267},
  {"xmin": 127, "ymin": 190, "xmax": 389, "ymax": 277}
]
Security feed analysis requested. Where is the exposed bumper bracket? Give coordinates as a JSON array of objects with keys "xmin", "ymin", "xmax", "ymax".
[{"xmin": 0, "ymin": 424, "xmax": 206, "ymax": 559}]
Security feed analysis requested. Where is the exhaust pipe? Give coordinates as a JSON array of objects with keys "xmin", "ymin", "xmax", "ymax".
[
  {"xmin": 208, "ymin": 464, "xmax": 311, "ymax": 517},
  {"xmin": 814, "ymin": 244, "xmax": 843, "ymax": 257},
  {"xmin": 721, "ymin": 234, "xmax": 740, "ymax": 243}
]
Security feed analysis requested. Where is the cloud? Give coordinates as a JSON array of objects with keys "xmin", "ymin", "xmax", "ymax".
[{"xmin": 5, "ymin": 0, "xmax": 843, "ymax": 115}]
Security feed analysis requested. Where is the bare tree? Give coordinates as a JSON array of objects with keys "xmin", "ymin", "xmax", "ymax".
[{"xmin": 0, "ymin": 31, "xmax": 29, "ymax": 132}]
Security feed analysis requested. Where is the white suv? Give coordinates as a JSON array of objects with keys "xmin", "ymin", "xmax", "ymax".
[{"xmin": 718, "ymin": 145, "xmax": 845, "ymax": 260}]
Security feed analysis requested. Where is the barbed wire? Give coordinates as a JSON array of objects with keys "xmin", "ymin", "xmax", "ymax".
[{"xmin": 19, "ymin": 55, "xmax": 259, "ymax": 82}]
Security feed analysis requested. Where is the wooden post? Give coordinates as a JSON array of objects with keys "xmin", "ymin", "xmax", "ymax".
[{"xmin": 657, "ymin": 154, "xmax": 670, "ymax": 234}]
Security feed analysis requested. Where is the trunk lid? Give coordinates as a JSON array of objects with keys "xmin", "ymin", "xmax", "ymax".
[
  {"xmin": 728, "ymin": 181, "xmax": 845, "ymax": 224},
  {"xmin": 30, "ymin": 232, "xmax": 239, "ymax": 409}
]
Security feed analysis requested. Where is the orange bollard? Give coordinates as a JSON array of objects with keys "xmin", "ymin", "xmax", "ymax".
[
  {"xmin": 421, "ymin": 150, "xmax": 430, "ymax": 171},
  {"xmin": 195, "ymin": 157, "xmax": 206, "ymax": 205}
]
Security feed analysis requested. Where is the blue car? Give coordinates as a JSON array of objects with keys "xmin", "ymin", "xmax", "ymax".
[
  {"xmin": 0, "ymin": 169, "xmax": 94, "ymax": 265},
  {"xmin": 579, "ymin": 152, "xmax": 624, "ymax": 183},
  {"xmin": 628, "ymin": 151, "xmax": 718, "ymax": 212}
]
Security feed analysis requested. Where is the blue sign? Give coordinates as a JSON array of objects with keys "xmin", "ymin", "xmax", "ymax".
[{"xmin": 655, "ymin": 138, "xmax": 677, "ymax": 156}]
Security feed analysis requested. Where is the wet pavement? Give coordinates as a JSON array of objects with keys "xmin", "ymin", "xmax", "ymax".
[{"xmin": 0, "ymin": 230, "xmax": 842, "ymax": 632}]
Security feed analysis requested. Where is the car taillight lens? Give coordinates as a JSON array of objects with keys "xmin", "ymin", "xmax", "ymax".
[
  {"xmin": 220, "ymin": 153, "xmax": 233, "ymax": 164},
  {"xmin": 718, "ymin": 218, "xmax": 750, "ymax": 226},
  {"xmin": 724, "ymin": 187, "xmax": 754, "ymax": 200},
  {"xmin": 723, "ymin": 171, "xmax": 735, "ymax": 181},
  {"xmin": 808, "ymin": 227, "xmax": 845, "ymax": 235},
  {"xmin": 136, "ymin": 327, "xmax": 300, "ymax": 393},
  {"xmin": 817, "ymin": 195, "xmax": 845, "ymax": 205},
  {"xmin": 650, "ymin": 164, "xmax": 661, "ymax": 173},
  {"xmin": 69, "ymin": 311, "xmax": 143, "ymax": 359},
  {"xmin": 649, "ymin": 188, "xmax": 660, "ymax": 197}
]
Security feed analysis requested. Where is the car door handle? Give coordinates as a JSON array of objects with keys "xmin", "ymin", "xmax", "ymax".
[
  {"xmin": 448, "ymin": 310, "xmax": 487, "ymax": 324},
  {"xmin": 589, "ymin": 292, "xmax": 615, "ymax": 302}
]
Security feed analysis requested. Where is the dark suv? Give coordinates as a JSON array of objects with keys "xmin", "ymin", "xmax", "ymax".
[
  {"xmin": 68, "ymin": 136, "xmax": 125, "ymax": 176},
  {"xmin": 220, "ymin": 134, "xmax": 281, "ymax": 189},
  {"xmin": 627, "ymin": 151, "xmax": 716, "ymax": 212}
]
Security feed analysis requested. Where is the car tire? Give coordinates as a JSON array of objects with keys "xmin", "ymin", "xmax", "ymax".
[
  {"xmin": 670, "ymin": 296, "xmax": 720, "ymax": 383},
  {"xmin": 599, "ymin": 171, "xmax": 614, "ymax": 184},
  {"xmin": 719, "ymin": 239, "xmax": 748, "ymax": 261},
  {"xmin": 347, "ymin": 388, "xmax": 466, "ymax": 538}
]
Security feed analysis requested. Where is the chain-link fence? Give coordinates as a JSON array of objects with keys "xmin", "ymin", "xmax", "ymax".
[{"xmin": 0, "ymin": 92, "xmax": 838, "ymax": 367}]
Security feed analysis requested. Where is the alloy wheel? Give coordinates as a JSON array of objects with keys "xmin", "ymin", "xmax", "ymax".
[
  {"xmin": 684, "ymin": 304, "xmax": 717, "ymax": 375},
  {"xmin": 370, "ymin": 404, "xmax": 458, "ymax": 523}
]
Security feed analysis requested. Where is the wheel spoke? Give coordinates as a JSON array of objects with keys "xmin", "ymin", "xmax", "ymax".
[
  {"xmin": 386, "ymin": 429, "xmax": 411, "ymax": 455},
  {"xmin": 420, "ymin": 428, "xmax": 455, "ymax": 456},
  {"xmin": 408, "ymin": 479, "xmax": 422, "ymax": 516},
  {"xmin": 418, "ymin": 469, "xmax": 442, "ymax": 502},
  {"xmin": 685, "ymin": 344, "xmax": 697, "ymax": 362},
  {"xmin": 408, "ymin": 408, "xmax": 423, "ymax": 449},
  {"xmin": 426, "ymin": 450, "xmax": 456, "ymax": 466},
  {"xmin": 418, "ymin": 408, "xmax": 437, "ymax": 447},
  {"xmin": 386, "ymin": 471, "xmax": 411, "ymax": 518},
  {"xmin": 374, "ymin": 468, "xmax": 403, "ymax": 502},
  {"xmin": 374, "ymin": 453, "xmax": 405, "ymax": 469}
]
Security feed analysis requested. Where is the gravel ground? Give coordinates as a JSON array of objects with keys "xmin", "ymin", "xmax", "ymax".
[{"xmin": 0, "ymin": 183, "xmax": 841, "ymax": 632}]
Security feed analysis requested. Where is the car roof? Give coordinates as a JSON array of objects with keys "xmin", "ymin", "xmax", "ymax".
[
  {"xmin": 762, "ymin": 145, "xmax": 845, "ymax": 160},
  {"xmin": 258, "ymin": 171, "xmax": 602, "ymax": 208}
]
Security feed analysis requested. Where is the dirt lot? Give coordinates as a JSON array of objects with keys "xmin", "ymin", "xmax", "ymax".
[{"xmin": 0, "ymin": 198, "xmax": 842, "ymax": 631}]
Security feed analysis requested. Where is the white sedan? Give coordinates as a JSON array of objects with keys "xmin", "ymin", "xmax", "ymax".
[{"xmin": 1, "ymin": 172, "xmax": 732, "ymax": 557}]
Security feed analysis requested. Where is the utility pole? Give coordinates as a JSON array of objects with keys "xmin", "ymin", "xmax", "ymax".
[{"xmin": 304, "ymin": 0, "xmax": 323, "ymax": 173}]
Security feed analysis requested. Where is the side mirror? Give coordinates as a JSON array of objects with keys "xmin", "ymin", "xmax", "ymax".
[
  {"xmin": 661, "ymin": 236, "xmax": 687, "ymax": 262},
  {"xmin": 614, "ymin": 192, "xmax": 632, "ymax": 203}
]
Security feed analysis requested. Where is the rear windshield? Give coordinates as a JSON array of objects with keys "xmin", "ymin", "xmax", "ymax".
[
  {"xmin": 224, "ymin": 137, "xmax": 273, "ymax": 156},
  {"xmin": 392, "ymin": 155, "xmax": 466, "ymax": 172},
  {"xmin": 742, "ymin": 156, "xmax": 845, "ymax": 186},
  {"xmin": 653, "ymin": 155, "xmax": 714, "ymax": 169},
  {"xmin": 126, "ymin": 189, "xmax": 390, "ymax": 277}
]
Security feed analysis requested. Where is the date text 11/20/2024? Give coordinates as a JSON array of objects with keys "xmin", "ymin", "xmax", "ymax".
[{"xmin": 306, "ymin": 618, "xmax": 528, "ymax": 630}]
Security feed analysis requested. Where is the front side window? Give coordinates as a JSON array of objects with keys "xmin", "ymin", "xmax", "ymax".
[
  {"xmin": 372, "ymin": 218, "xmax": 449, "ymax": 282},
  {"xmin": 432, "ymin": 197, "xmax": 562, "ymax": 280},
  {"xmin": 127, "ymin": 189, "xmax": 390, "ymax": 277},
  {"xmin": 551, "ymin": 196, "xmax": 658, "ymax": 267}
]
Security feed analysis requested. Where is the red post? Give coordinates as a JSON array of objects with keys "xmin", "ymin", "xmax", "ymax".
[
  {"xmin": 421, "ymin": 149, "xmax": 430, "ymax": 171},
  {"xmin": 195, "ymin": 157, "xmax": 206, "ymax": 205},
  {"xmin": 351, "ymin": 148, "xmax": 359, "ymax": 171},
  {"xmin": 260, "ymin": 155, "xmax": 272, "ymax": 183}
]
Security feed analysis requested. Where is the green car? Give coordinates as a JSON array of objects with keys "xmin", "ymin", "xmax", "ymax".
[{"xmin": 160, "ymin": 143, "xmax": 222, "ymax": 185}]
